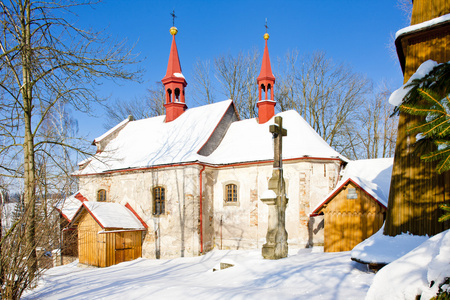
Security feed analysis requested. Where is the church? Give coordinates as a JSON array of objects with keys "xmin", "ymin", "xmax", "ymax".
[{"xmin": 70, "ymin": 25, "xmax": 346, "ymax": 261}]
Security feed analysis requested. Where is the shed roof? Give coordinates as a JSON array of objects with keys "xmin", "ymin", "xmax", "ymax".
[
  {"xmin": 55, "ymin": 192, "xmax": 88, "ymax": 222},
  {"xmin": 310, "ymin": 158, "xmax": 393, "ymax": 216},
  {"xmin": 70, "ymin": 202, "xmax": 147, "ymax": 230}
]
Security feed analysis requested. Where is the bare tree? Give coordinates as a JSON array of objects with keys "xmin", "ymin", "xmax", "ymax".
[
  {"xmin": 214, "ymin": 50, "xmax": 260, "ymax": 119},
  {"xmin": 0, "ymin": 0, "xmax": 140, "ymax": 296},
  {"xmin": 104, "ymin": 82, "xmax": 165, "ymax": 129},
  {"xmin": 354, "ymin": 83, "xmax": 398, "ymax": 159},
  {"xmin": 191, "ymin": 59, "xmax": 215, "ymax": 105},
  {"xmin": 397, "ymin": 0, "xmax": 413, "ymax": 24},
  {"xmin": 276, "ymin": 51, "xmax": 371, "ymax": 158}
]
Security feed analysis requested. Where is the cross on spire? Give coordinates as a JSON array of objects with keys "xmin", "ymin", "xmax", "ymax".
[
  {"xmin": 171, "ymin": 9, "xmax": 177, "ymax": 26},
  {"xmin": 265, "ymin": 18, "xmax": 268, "ymax": 33}
]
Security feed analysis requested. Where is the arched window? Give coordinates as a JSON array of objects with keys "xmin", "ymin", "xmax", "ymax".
[
  {"xmin": 225, "ymin": 184, "xmax": 238, "ymax": 203},
  {"xmin": 174, "ymin": 88, "xmax": 180, "ymax": 102},
  {"xmin": 97, "ymin": 189, "xmax": 107, "ymax": 202},
  {"xmin": 153, "ymin": 187, "xmax": 165, "ymax": 215},
  {"xmin": 167, "ymin": 89, "xmax": 172, "ymax": 103}
]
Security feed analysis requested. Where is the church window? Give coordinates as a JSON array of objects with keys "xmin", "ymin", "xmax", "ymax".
[
  {"xmin": 97, "ymin": 189, "xmax": 107, "ymax": 202},
  {"xmin": 153, "ymin": 187, "xmax": 165, "ymax": 215},
  {"xmin": 224, "ymin": 183, "xmax": 239, "ymax": 206}
]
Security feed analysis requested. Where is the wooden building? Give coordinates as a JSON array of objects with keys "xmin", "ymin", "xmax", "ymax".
[
  {"xmin": 55, "ymin": 192, "xmax": 88, "ymax": 264},
  {"xmin": 311, "ymin": 159, "xmax": 392, "ymax": 252},
  {"xmin": 385, "ymin": 0, "xmax": 450, "ymax": 236},
  {"xmin": 69, "ymin": 202, "xmax": 147, "ymax": 267}
]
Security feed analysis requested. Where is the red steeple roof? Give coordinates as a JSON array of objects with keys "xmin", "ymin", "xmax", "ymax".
[
  {"xmin": 257, "ymin": 38, "xmax": 275, "ymax": 82},
  {"xmin": 162, "ymin": 34, "xmax": 183, "ymax": 82}
]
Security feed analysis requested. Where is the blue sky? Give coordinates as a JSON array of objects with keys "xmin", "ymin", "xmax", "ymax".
[{"xmin": 72, "ymin": 0, "xmax": 409, "ymax": 142}]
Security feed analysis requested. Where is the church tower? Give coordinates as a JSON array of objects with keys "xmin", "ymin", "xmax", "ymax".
[
  {"xmin": 257, "ymin": 32, "xmax": 276, "ymax": 124},
  {"xmin": 162, "ymin": 26, "xmax": 187, "ymax": 122},
  {"xmin": 384, "ymin": 0, "xmax": 450, "ymax": 237}
]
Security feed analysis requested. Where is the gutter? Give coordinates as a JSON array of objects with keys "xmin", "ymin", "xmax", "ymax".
[{"xmin": 199, "ymin": 164, "xmax": 206, "ymax": 254}]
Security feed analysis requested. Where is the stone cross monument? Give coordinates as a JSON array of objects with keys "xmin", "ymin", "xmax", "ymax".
[{"xmin": 261, "ymin": 116, "xmax": 288, "ymax": 259}]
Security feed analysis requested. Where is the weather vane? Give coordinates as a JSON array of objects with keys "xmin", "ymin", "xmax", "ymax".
[
  {"xmin": 265, "ymin": 18, "xmax": 268, "ymax": 33},
  {"xmin": 171, "ymin": 9, "xmax": 177, "ymax": 27}
]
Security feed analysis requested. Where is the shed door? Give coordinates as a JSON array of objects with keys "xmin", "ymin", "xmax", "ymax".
[{"xmin": 115, "ymin": 232, "xmax": 135, "ymax": 264}]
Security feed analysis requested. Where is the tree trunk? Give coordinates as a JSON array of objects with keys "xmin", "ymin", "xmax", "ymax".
[{"xmin": 21, "ymin": 1, "xmax": 37, "ymax": 280}]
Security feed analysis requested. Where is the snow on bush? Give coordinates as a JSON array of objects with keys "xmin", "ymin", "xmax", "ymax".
[{"xmin": 366, "ymin": 229, "xmax": 450, "ymax": 300}]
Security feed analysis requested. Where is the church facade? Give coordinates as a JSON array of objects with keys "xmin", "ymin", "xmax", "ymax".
[{"xmin": 74, "ymin": 27, "xmax": 346, "ymax": 259}]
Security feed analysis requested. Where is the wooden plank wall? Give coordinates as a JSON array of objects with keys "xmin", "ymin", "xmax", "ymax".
[
  {"xmin": 411, "ymin": 0, "xmax": 450, "ymax": 25},
  {"xmin": 385, "ymin": 0, "xmax": 450, "ymax": 237},
  {"xmin": 323, "ymin": 183, "xmax": 385, "ymax": 252},
  {"xmin": 78, "ymin": 212, "xmax": 103, "ymax": 266}
]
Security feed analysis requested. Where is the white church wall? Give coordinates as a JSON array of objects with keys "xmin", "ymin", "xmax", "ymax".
[
  {"xmin": 76, "ymin": 158, "xmax": 339, "ymax": 259},
  {"xmin": 210, "ymin": 159, "xmax": 340, "ymax": 251},
  {"xmin": 78, "ymin": 165, "xmax": 203, "ymax": 259}
]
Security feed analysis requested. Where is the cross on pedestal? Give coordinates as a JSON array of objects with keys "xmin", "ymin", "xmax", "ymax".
[
  {"xmin": 269, "ymin": 116, "xmax": 287, "ymax": 169},
  {"xmin": 261, "ymin": 116, "xmax": 289, "ymax": 259}
]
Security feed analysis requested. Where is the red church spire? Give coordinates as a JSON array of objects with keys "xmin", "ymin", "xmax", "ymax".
[
  {"xmin": 257, "ymin": 32, "xmax": 276, "ymax": 124},
  {"xmin": 162, "ymin": 26, "xmax": 187, "ymax": 122}
]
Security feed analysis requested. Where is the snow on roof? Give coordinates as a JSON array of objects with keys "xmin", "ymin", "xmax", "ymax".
[
  {"xmin": 202, "ymin": 110, "xmax": 345, "ymax": 165},
  {"xmin": 76, "ymin": 100, "xmax": 234, "ymax": 175},
  {"xmin": 173, "ymin": 72, "xmax": 185, "ymax": 78},
  {"xmin": 389, "ymin": 60, "xmax": 439, "ymax": 106},
  {"xmin": 311, "ymin": 158, "xmax": 393, "ymax": 215},
  {"xmin": 395, "ymin": 13, "xmax": 450, "ymax": 40},
  {"xmin": 365, "ymin": 229, "xmax": 449, "ymax": 300},
  {"xmin": 55, "ymin": 192, "xmax": 87, "ymax": 222},
  {"xmin": 93, "ymin": 117, "xmax": 131, "ymax": 144},
  {"xmin": 80, "ymin": 202, "xmax": 146, "ymax": 230},
  {"xmin": 351, "ymin": 224, "xmax": 429, "ymax": 265}
]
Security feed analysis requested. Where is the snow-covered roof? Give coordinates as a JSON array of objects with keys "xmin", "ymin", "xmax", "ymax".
[
  {"xmin": 55, "ymin": 192, "xmax": 87, "ymax": 222},
  {"xmin": 311, "ymin": 158, "xmax": 393, "ymax": 215},
  {"xmin": 76, "ymin": 100, "xmax": 234, "ymax": 175},
  {"xmin": 395, "ymin": 13, "xmax": 450, "ymax": 40},
  {"xmin": 93, "ymin": 117, "xmax": 131, "ymax": 144},
  {"xmin": 72, "ymin": 202, "xmax": 146, "ymax": 230},
  {"xmin": 203, "ymin": 110, "xmax": 345, "ymax": 165},
  {"xmin": 77, "ymin": 100, "xmax": 345, "ymax": 175}
]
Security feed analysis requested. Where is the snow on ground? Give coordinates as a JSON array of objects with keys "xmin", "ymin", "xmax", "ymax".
[{"xmin": 23, "ymin": 248, "xmax": 374, "ymax": 300}]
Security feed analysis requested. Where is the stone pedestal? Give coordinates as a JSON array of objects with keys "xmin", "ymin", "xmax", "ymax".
[{"xmin": 261, "ymin": 168, "xmax": 288, "ymax": 259}]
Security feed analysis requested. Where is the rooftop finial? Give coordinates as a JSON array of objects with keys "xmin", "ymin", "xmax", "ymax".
[
  {"xmin": 170, "ymin": 10, "xmax": 178, "ymax": 35},
  {"xmin": 264, "ymin": 18, "xmax": 269, "ymax": 40}
]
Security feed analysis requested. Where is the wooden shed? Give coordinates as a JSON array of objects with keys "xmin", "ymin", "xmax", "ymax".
[
  {"xmin": 311, "ymin": 158, "xmax": 392, "ymax": 252},
  {"xmin": 55, "ymin": 192, "xmax": 88, "ymax": 264},
  {"xmin": 69, "ymin": 202, "xmax": 147, "ymax": 267}
]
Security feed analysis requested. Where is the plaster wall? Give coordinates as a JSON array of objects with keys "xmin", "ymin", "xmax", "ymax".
[
  {"xmin": 209, "ymin": 160, "xmax": 339, "ymax": 250},
  {"xmin": 78, "ymin": 165, "xmax": 202, "ymax": 259},
  {"xmin": 78, "ymin": 159, "xmax": 339, "ymax": 259}
]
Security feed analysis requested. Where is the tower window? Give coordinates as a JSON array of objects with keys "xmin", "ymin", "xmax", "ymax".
[
  {"xmin": 167, "ymin": 89, "xmax": 172, "ymax": 103},
  {"xmin": 174, "ymin": 88, "xmax": 180, "ymax": 102}
]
